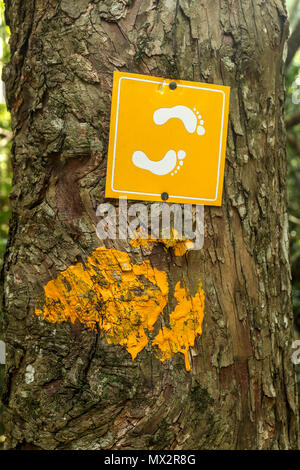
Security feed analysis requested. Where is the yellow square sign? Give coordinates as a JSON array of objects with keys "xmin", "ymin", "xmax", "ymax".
[{"xmin": 105, "ymin": 72, "xmax": 230, "ymax": 206}]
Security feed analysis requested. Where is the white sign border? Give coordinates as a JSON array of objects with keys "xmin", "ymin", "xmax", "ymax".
[{"xmin": 110, "ymin": 76, "xmax": 226, "ymax": 202}]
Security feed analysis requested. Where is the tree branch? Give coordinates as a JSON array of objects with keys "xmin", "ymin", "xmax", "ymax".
[
  {"xmin": 0, "ymin": 127, "xmax": 12, "ymax": 147},
  {"xmin": 286, "ymin": 18, "xmax": 300, "ymax": 68},
  {"xmin": 292, "ymin": 250, "xmax": 300, "ymax": 282},
  {"xmin": 289, "ymin": 214, "xmax": 300, "ymax": 225},
  {"xmin": 287, "ymin": 133, "xmax": 300, "ymax": 153},
  {"xmin": 286, "ymin": 110, "xmax": 300, "ymax": 129},
  {"xmin": 0, "ymin": 127, "xmax": 12, "ymax": 139},
  {"xmin": 289, "ymin": 0, "xmax": 300, "ymax": 27}
]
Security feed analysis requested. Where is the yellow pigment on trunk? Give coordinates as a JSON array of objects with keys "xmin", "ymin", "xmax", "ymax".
[
  {"xmin": 152, "ymin": 281, "xmax": 205, "ymax": 371},
  {"xmin": 129, "ymin": 228, "xmax": 194, "ymax": 256},
  {"xmin": 35, "ymin": 246, "xmax": 205, "ymax": 370}
]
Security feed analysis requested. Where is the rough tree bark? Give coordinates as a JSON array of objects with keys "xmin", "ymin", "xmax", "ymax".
[{"xmin": 1, "ymin": 0, "xmax": 299, "ymax": 450}]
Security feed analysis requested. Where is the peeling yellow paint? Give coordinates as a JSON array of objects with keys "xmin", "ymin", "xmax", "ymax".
[
  {"xmin": 130, "ymin": 229, "xmax": 194, "ymax": 256},
  {"xmin": 35, "ymin": 247, "xmax": 205, "ymax": 370},
  {"xmin": 152, "ymin": 281, "xmax": 204, "ymax": 371}
]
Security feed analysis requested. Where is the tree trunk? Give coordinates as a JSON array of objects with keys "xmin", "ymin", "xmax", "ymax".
[{"xmin": 1, "ymin": 0, "xmax": 299, "ymax": 450}]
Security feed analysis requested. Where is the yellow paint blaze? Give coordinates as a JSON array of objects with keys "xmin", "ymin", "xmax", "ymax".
[
  {"xmin": 35, "ymin": 247, "xmax": 205, "ymax": 370},
  {"xmin": 129, "ymin": 229, "xmax": 194, "ymax": 256},
  {"xmin": 152, "ymin": 282, "xmax": 204, "ymax": 371}
]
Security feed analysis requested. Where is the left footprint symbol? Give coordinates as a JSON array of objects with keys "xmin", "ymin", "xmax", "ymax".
[{"xmin": 132, "ymin": 150, "xmax": 186, "ymax": 176}]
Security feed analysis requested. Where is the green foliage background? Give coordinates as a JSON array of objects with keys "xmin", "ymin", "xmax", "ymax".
[
  {"xmin": 0, "ymin": 0, "xmax": 10, "ymax": 439},
  {"xmin": 287, "ymin": 62, "xmax": 300, "ymax": 332},
  {"xmin": 0, "ymin": 0, "xmax": 11, "ymax": 267}
]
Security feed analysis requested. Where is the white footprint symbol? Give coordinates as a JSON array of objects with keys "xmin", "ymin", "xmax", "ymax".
[
  {"xmin": 131, "ymin": 105, "xmax": 204, "ymax": 176},
  {"xmin": 132, "ymin": 149, "xmax": 186, "ymax": 176},
  {"xmin": 153, "ymin": 105, "xmax": 205, "ymax": 136}
]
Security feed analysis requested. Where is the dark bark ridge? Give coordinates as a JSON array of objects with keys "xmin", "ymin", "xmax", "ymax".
[{"xmin": 1, "ymin": 0, "xmax": 299, "ymax": 450}]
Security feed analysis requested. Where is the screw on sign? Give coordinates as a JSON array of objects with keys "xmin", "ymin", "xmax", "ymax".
[
  {"xmin": 161, "ymin": 192, "xmax": 169, "ymax": 201},
  {"xmin": 169, "ymin": 81, "xmax": 177, "ymax": 90},
  {"xmin": 105, "ymin": 71, "xmax": 230, "ymax": 206}
]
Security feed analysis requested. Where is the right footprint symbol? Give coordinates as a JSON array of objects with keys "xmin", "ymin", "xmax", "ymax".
[
  {"xmin": 193, "ymin": 108, "xmax": 205, "ymax": 136},
  {"xmin": 153, "ymin": 105, "xmax": 206, "ymax": 136}
]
